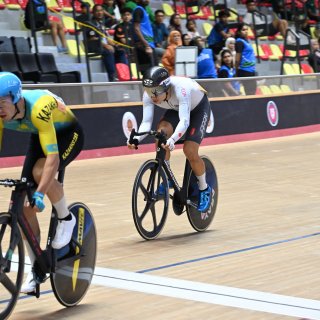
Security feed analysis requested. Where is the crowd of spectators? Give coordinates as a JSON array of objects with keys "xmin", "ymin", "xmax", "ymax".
[{"xmin": 21, "ymin": 0, "xmax": 320, "ymax": 91}]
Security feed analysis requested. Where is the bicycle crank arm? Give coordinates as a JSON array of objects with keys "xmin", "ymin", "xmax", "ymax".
[{"xmin": 186, "ymin": 200, "xmax": 198, "ymax": 209}]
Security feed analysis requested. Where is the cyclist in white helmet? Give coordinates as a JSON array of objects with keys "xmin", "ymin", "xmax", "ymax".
[
  {"xmin": 0, "ymin": 72, "xmax": 84, "ymax": 294},
  {"xmin": 127, "ymin": 66, "xmax": 212, "ymax": 212}
]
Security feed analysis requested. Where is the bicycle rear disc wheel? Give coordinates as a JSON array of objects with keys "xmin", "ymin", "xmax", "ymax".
[
  {"xmin": 132, "ymin": 159, "xmax": 169, "ymax": 240},
  {"xmin": 186, "ymin": 156, "xmax": 218, "ymax": 232},
  {"xmin": 50, "ymin": 203, "xmax": 97, "ymax": 307},
  {"xmin": 0, "ymin": 212, "xmax": 24, "ymax": 320}
]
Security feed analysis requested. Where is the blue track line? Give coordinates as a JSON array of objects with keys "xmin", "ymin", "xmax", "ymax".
[
  {"xmin": 137, "ymin": 232, "xmax": 320, "ymax": 273},
  {"xmin": 1, "ymin": 232, "xmax": 319, "ymax": 305}
]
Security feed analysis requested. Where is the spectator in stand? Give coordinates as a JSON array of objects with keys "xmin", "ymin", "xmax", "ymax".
[
  {"xmin": 182, "ymin": 33, "xmax": 192, "ymax": 46},
  {"xmin": 168, "ymin": 13, "xmax": 183, "ymax": 35},
  {"xmin": 161, "ymin": 30, "xmax": 182, "ymax": 75},
  {"xmin": 306, "ymin": 0, "xmax": 320, "ymax": 38},
  {"xmin": 243, "ymin": 0, "xmax": 291, "ymax": 41},
  {"xmin": 218, "ymin": 49, "xmax": 240, "ymax": 96},
  {"xmin": 308, "ymin": 38, "xmax": 320, "ymax": 72},
  {"xmin": 124, "ymin": 0, "xmax": 155, "ymax": 23},
  {"xmin": 24, "ymin": 0, "xmax": 68, "ymax": 53},
  {"xmin": 152, "ymin": 9, "xmax": 169, "ymax": 60},
  {"xmin": 235, "ymin": 23, "xmax": 256, "ymax": 95},
  {"xmin": 102, "ymin": 0, "xmax": 118, "ymax": 28},
  {"xmin": 186, "ymin": 19, "xmax": 201, "ymax": 39},
  {"xmin": 216, "ymin": 36, "xmax": 236, "ymax": 68},
  {"xmin": 207, "ymin": 10, "xmax": 233, "ymax": 56},
  {"xmin": 190, "ymin": 36, "xmax": 217, "ymax": 79},
  {"xmin": 132, "ymin": 0, "xmax": 156, "ymax": 74},
  {"xmin": 113, "ymin": 7, "xmax": 133, "ymax": 65},
  {"xmin": 87, "ymin": 4, "xmax": 117, "ymax": 81},
  {"xmin": 76, "ymin": 2, "xmax": 91, "ymax": 24}
]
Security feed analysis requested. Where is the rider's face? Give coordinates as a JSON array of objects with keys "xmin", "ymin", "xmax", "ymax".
[
  {"xmin": 0, "ymin": 96, "xmax": 15, "ymax": 121},
  {"xmin": 146, "ymin": 91, "xmax": 167, "ymax": 104}
]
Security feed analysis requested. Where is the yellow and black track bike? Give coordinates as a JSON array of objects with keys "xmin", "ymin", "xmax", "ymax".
[{"xmin": 0, "ymin": 169, "xmax": 97, "ymax": 319}]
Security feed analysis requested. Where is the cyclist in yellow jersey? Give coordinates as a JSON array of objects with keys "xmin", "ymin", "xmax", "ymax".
[{"xmin": 0, "ymin": 72, "xmax": 84, "ymax": 294}]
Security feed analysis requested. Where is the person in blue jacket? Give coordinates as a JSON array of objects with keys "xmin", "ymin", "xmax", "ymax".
[
  {"xmin": 235, "ymin": 23, "xmax": 256, "ymax": 95},
  {"xmin": 190, "ymin": 36, "xmax": 217, "ymax": 79},
  {"xmin": 218, "ymin": 49, "xmax": 240, "ymax": 96}
]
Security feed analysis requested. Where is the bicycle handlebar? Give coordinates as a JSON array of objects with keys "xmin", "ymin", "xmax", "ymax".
[
  {"xmin": 129, "ymin": 129, "xmax": 167, "ymax": 149},
  {"xmin": 0, "ymin": 178, "xmax": 34, "ymax": 203}
]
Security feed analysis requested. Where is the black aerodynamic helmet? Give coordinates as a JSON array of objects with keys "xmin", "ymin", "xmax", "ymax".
[{"xmin": 142, "ymin": 66, "xmax": 171, "ymax": 97}]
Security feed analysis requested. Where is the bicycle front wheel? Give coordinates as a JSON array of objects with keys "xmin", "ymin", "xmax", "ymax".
[
  {"xmin": 0, "ymin": 212, "xmax": 25, "ymax": 320},
  {"xmin": 132, "ymin": 159, "xmax": 169, "ymax": 240},
  {"xmin": 186, "ymin": 156, "xmax": 218, "ymax": 232},
  {"xmin": 51, "ymin": 203, "xmax": 97, "ymax": 307}
]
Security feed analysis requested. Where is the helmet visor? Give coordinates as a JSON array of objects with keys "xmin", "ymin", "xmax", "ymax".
[{"xmin": 144, "ymin": 85, "xmax": 167, "ymax": 97}]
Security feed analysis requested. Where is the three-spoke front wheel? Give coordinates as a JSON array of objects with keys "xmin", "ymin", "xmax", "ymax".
[
  {"xmin": 132, "ymin": 160, "xmax": 169, "ymax": 240},
  {"xmin": 0, "ymin": 212, "xmax": 25, "ymax": 320}
]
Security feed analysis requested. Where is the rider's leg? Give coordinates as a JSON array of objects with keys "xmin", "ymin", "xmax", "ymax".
[
  {"xmin": 183, "ymin": 141, "xmax": 207, "ymax": 189},
  {"xmin": 32, "ymin": 158, "xmax": 76, "ymax": 249}
]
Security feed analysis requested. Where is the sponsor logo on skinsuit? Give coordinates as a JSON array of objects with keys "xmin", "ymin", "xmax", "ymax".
[
  {"xmin": 62, "ymin": 132, "xmax": 78, "ymax": 160},
  {"xmin": 36, "ymin": 100, "xmax": 57, "ymax": 122}
]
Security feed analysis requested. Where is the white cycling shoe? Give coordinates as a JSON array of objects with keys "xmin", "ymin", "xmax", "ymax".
[
  {"xmin": 20, "ymin": 270, "xmax": 36, "ymax": 294},
  {"xmin": 52, "ymin": 213, "xmax": 76, "ymax": 249}
]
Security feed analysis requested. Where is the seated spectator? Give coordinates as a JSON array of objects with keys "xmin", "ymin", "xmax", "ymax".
[
  {"xmin": 190, "ymin": 36, "xmax": 217, "ymax": 79},
  {"xmin": 152, "ymin": 9, "xmax": 169, "ymax": 59},
  {"xmin": 305, "ymin": 0, "xmax": 320, "ymax": 37},
  {"xmin": 49, "ymin": 17, "xmax": 69, "ymax": 54},
  {"xmin": 218, "ymin": 49, "xmax": 240, "ymax": 96},
  {"xmin": 308, "ymin": 38, "xmax": 320, "ymax": 72},
  {"xmin": 86, "ymin": 4, "xmax": 116, "ymax": 81},
  {"xmin": 235, "ymin": 23, "xmax": 256, "ymax": 95},
  {"xmin": 186, "ymin": 19, "xmax": 201, "ymax": 39},
  {"xmin": 182, "ymin": 33, "xmax": 191, "ymax": 46},
  {"xmin": 125, "ymin": 0, "xmax": 155, "ymax": 23},
  {"xmin": 113, "ymin": 7, "xmax": 133, "ymax": 65},
  {"xmin": 161, "ymin": 30, "xmax": 182, "ymax": 75},
  {"xmin": 207, "ymin": 10, "xmax": 233, "ymax": 56},
  {"xmin": 216, "ymin": 36, "xmax": 236, "ymax": 68},
  {"xmin": 243, "ymin": 0, "xmax": 291, "ymax": 41},
  {"xmin": 76, "ymin": 2, "xmax": 91, "ymax": 24},
  {"xmin": 24, "ymin": 0, "xmax": 68, "ymax": 53},
  {"xmin": 102, "ymin": 0, "xmax": 118, "ymax": 28},
  {"xmin": 168, "ymin": 13, "xmax": 183, "ymax": 35}
]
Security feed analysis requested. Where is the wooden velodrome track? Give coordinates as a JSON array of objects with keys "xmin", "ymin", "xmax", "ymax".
[{"xmin": 1, "ymin": 131, "xmax": 320, "ymax": 319}]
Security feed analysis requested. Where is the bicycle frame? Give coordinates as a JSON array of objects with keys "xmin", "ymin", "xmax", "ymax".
[
  {"xmin": 5, "ymin": 181, "xmax": 52, "ymax": 278},
  {"xmin": 154, "ymin": 139, "xmax": 192, "ymax": 205}
]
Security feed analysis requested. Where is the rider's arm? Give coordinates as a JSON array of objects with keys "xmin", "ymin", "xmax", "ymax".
[
  {"xmin": 31, "ymin": 96, "xmax": 60, "ymax": 194},
  {"xmin": 136, "ymin": 93, "xmax": 155, "ymax": 142},
  {"xmin": 170, "ymin": 86, "xmax": 192, "ymax": 143}
]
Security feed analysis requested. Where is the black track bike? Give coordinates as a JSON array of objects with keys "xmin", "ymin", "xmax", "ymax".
[
  {"xmin": 129, "ymin": 129, "xmax": 218, "ymax": 240},
  {"xmin": 0, "ymin": 169, "xmax": 97, "ymax": 319}
]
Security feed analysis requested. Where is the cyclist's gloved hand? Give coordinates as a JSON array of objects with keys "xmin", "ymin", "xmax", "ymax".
[
  {"xmin": 166, "ymin": 137, "xmax": 175, "ymax": 151},
  {"xmin": 31, "ymin": 191, "xmax": 45, "ymax": 212},
  {"xmin": 127, "ymin": 137, "xmax": 139, "ymax": 149}
]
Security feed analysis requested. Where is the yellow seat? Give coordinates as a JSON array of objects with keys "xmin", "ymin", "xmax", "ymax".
[
  {"xmin": 202, "ymin": 22, "xmax": 212, "ymax": 36},
  {"xmin": 162, "ymin": 3, "xmax": 174, "ymax": 16},
  {"xmin": 258, "ymin": 85, "xmax": 272, "ymax": 95},
  {"xmin": 280, "ymin": 84, "xmax": 292, "ymax": 93},
  {"xmin": 66, "ymin": 39, "xmax": 85, "ymax": 57},
  {"xmin": 283, "ymin": 63, "xmax": 297, "ymax": 75},
  {"xmin": 130, "ymin": 63, "xmax": 142, "ymax": 79},
  {"xmin": 62, "ymin": 15, "xmax": 77, "ymax": 32},
  {"xmin": 269, "ymin": 85, "xmax": 282, "ymax": 94},
  {"xmin": 269, "ymin": 44, "xmax": 282, "ymax": 60},
  {"xmin": 292, "ymin": 63, "xmax": 302, "ymax": 74}
]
